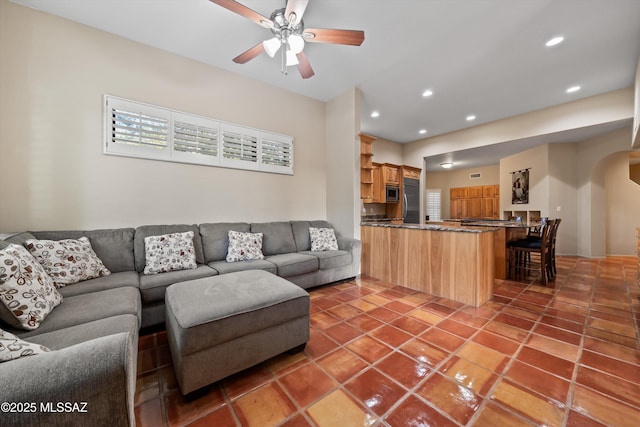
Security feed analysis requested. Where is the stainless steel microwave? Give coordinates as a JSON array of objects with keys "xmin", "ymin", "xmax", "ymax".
[{"xmin": 385, "ymin": 185, "xmax": 400, "ymax": 202}]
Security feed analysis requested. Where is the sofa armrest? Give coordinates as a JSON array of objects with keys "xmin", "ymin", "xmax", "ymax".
[
  {"xmin": 337, "ymin": 237, "xmax": 362, "ymax": 276},
  {"xmin": 0, "ymin": 332, "xmax": 137, "ymax": 427}
]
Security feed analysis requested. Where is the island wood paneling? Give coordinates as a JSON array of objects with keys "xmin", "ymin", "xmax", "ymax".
[{"xmin": 361, "ymin": 225, "xmax": 496, "ymax": 307}]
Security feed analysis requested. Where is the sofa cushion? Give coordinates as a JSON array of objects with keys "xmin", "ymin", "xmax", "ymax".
[
  {"xmin": 143, "ymin": 231, "xmax": 197, "ymax": 275},
  {"xmin": 25, "ymin": 237, "xmax": 111, "ymax": 287},
  {"xmin": 3, "ymin": 232, "xmax": 37, "ymax": 246},
  {"xmin": 208, "ymin": 259, "xmax": 277, "ymax": 275},
  {"xmin": 134, "ymin": 225, "xmax": 204, "ymax": 272},
  {"xmin": 309, "ymin": 227, "xmax": 339, "ymax": 251},
  {"xmin": 226, "ymin": 231, "xmax": 264, "ymax": 262},
  {"xmin": 0, "ymin": 328, "xmax": 50, "ymax": 362},
  {"xmin": 139, "ymin": 265, "xmax": 217, "ymax": 305},
  {"xmin": 199, "ymin": 223, "xmax": 250, "ymax": 262},
  {"xmin": 250, "ymin": 222, "xmax": 296, "ymax": 256},
  {"xmin": 11, "ymin": 286, "xmax": 140, "ymax": 339},
  {"xmin": 0, "ymin": 245, "xmax": 63, "ymax": 331},
  {"xmin": 265, "ymin": 253, "xmax": 319, "ymax": 277},
  {"xmin": 57, "ymin": 271, "xmax": 140, "ymax": 298},
  {"xmin": 300, "ymin": 250, "xmax": 352, "ymax": 270},
  {"xmin": 291, "ymin": 220, "xmax": 335, "ymax": 252}
]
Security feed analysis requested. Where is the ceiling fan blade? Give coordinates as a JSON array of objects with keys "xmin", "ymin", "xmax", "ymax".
[
  {"xmin": 296, "ymin": 51, "xmax": 315, "ymax": 79},
  {"xmin": 232, "ymin": 42, "xmax": 265, "ymax": 64},
  {"xmin": 303, "ymin": 28, "xmax": 365, "ymax": 46},
  {"xmin": 209, "ymin": 0, "xmax": 273, "ymax": 28},
  {"xmin": 285, "ymin": 0, "xmax": 309, "ymax": 26}
]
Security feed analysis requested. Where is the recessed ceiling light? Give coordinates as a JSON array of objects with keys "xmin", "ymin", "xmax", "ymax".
[
  {"xmin": 566, "ymin": 85, "xmax": 581, "ymax": 93},
  {"xmin": 466, "ymin": 115, "xmax": 476, "ymax": 121},
  {"xmin": 440, "ymin": 162, "xmax": 453, "ymax": 169},
  {"xmin": 422, "ymin": 89, "xmax": 433, "ymax": 97},
  {"xmin": 419, "ymin": 129, "xmax": 427, "ymax": 134},
  {"xmin": 370, "ymin": 111, "xmax": 380, "ymax": 118},
  {"xmin": 545, "ymin": 36, "xmax": 564, "ymax": 47}
]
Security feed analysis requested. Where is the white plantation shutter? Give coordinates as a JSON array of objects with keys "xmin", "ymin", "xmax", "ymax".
[
  {"xmin": 425, "ymin": 189, "xmax": 441, "ymax": 221},
  {"xmin": 104, "ymin": 96, "xmax": 293, "ymax": 175},
  {"xmin": 106, "ymin": 97, "xmax": 170, "ymax": 160}
]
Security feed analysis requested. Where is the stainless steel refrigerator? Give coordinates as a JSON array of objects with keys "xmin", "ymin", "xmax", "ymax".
[{"xmin": 403, "ymin": 178, "xmax": 420, "ymax": 224}]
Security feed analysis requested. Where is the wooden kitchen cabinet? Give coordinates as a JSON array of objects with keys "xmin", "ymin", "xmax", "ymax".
[
  {"xmin": 450, "ymin": 187, "xmax": 469, "ymax": 199},
  {"xmin": 482, "ymin": 197, "xmax": 499, "ymax": 219},
  {"xmin": 382, "ymin": 163, "xmax": 400, "ymax": 185},
  {"xmin": 371, "ymin": 163, "xmax": 385, "ymax": 203},
  {"xmin": 402, "ymin": 166, "xmax": 421, "ymax": 180},
  {"xmin": 360, "ymin": 134, "xmax": 375, "ymax": 202},
  {"xmin": 483, "ymin": 185, "xmax": 499, "ymax": 198},
  {"xmin": 450, "ymin": 185, "xmax": 499, "ymax": 219},
  {"xmin": 468, "ymin": 186, "xmax": 484, "ymax": 198},
  {"xmin": 450, "ymin": 198, "xmax": 469, "ymax": 219}
]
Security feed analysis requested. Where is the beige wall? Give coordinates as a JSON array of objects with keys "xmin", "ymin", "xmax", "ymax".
[
  {"xmin": 548, "ymin": 143, "xmax": 579, "ymax": 254},
  {"xmin": 371, "ymin": 138, "xmax": 403, "ymax": 165},
  {"xmin": 605, "ymin": 152, "xmax": 640, "ymax": 255},
  {"xmin": 0, "ymin": 1, "xmax": 332, "ymax": 232}
]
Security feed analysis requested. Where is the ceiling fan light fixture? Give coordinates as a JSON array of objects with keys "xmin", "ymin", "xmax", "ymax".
[
  {"xmin": 288, "ymin": 33, "xmax": 305, "ymax": 54},
  {"xmin": 285, "ymin": 48, "xmax": 299, "ymax": 66},
  {"xmin": 263, "ymin": 37, "xmax": 282, "ymax": 57}
]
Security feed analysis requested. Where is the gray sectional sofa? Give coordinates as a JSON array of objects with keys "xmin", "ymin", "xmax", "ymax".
[{"xmin": 0, "ymin": 220, "xmax": 361, "ymax": 427}]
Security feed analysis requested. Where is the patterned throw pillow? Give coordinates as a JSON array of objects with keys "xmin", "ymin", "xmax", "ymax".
[
  {"xmin": 226, "ymin": 231, "xmax": 264, "ymax": 262},
  {"xmin": 25, "ymin": 237, "xmax": 111, "ymax": 288},
  {"xmin": 309, "ymin": 227, "xmax": 339, "ymax": 251},
  {"xmin": 0, "ymin": 328, "xmax": 50, "ymax": 363},
  {"xmin": 0, "ymin": 244, "xmax": 63, "ymax": 330},
  {"xmin": 143, "ymin": 231, "xmax": 197, "ymax": 275}
]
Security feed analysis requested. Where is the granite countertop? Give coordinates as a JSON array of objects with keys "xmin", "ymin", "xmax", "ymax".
[
  {"xmin": 464, "ymin": 220, "xmax": 533, "ymax": 228},
  {"xmin": 360, "ymin": 222, "xmax": 497, "ymax": 233}
]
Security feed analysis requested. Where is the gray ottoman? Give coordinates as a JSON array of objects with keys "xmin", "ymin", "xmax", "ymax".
[{"xmin": 165, "ymin": 270, "xmax": 310, "ymax": 395}]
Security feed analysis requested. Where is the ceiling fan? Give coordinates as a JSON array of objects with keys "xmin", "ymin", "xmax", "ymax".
[{"xmin": 209, "ymin": 0, "xmax": 365, "ymax": 79}]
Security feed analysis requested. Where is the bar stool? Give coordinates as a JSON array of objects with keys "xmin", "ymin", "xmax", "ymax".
[{"xmin": 508, "ymin": 219, "xmax": 556, "ymax": 285}]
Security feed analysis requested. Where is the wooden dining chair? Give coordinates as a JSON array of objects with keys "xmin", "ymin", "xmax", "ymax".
[{"xmin": 508, "ymin": 219, "xmax": 556, "ymax": 285}]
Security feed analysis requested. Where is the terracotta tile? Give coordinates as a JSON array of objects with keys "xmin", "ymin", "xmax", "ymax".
[
  {"xmin": 136, "ymin": 397, "xmax": 165, "ymax": 427},
  {"xmin": 327, "ymin": 303, "xmax": 361, "ymax": 320},
  {"xmin": 347, "ymin": 299, "xmax": 379, "ymax": 312},
  {"xmin": 584, "ymin": 326, "xmax": 639, "ymax": 348},
  {"xmin": 399, "ymin": 338, "xmax": 449, "ymax": 368},
  {"xmin": 385, "ymin": 394, "xmax": 457, "ymax": 427},
  {"xmin": 505, "ymin": 360, "xmax": 570, "ymax": 404},
  {"xmin": 408, "ymin": 308, "xmax": 445, "ymax": 325},
  {"xmin": 439, "ymin": 356, "xmax": 498, "ymax": 396},
  {"xmin": 369, "ymin": 325, "xmax": 412, "ymax": 348},
  {"xmin": 265, "ymin": 350, "xmax": 309, "ymax": 376},
  {"xmin": 448, "ymin": 311, "xmax": 489, "ymax": 328},
  {"xmin": 317, "ymin": 348, "xmax": 367, "ymax": 383},
  {"xmin": 279, "ymin": 363, "xmax": 337, "ymax": 408},
  {"xmin": 588, "ymin": 317, "xmax": 637, "ymax": 338},
  {"xmin": 304, "ymin": 330, "xmax": 339, "ymax": 359},
  {"xmin": 223, "ymin": 365, "xmax": 274, "ymax": 400},
  {"xmin": 502, "ymin": 306, "xmax": 542, "ymax": 321},
  {"xmin": 367, "ymin": 306, "xmax": 402, "ymax": 323},
  {"xmin": 390, "ymin": 315, "xmax": 430, "ymax": 335},
  {"xmin": 527, "ymin": 333, "xmax": 580, "ymax": 361},
  {"xmin": 539, "ymin": 315, "xmax": 584, "ymax": 334},
  {"xmin": 383, "ymin": 300, "xmax": 415, "ymax": 314},
  {"xmin": 456, "ymin": 342, "xmax": 508, "ymax": 373},
  {"xmin": 580, "ymin": 350, "xmax": 640, "ymax": 385},
  {"xmin": 138, "ymin": 348, "xmax": 156, "ymax": 375},
  {"xmin": 583, "ymin": 337, "xmax": 640, "ymax": 365},
  {"xmin": 572, "ymin": 385, "xmax": 640, "ymax": 427},
  {"xmin": 484, "ymin": 320, "xmax": 530, "ymax": 342},
  {"xmin": 460, "ymin": 302, "xmax": 502, "ymax": 319},
  {"xmin": 346, "ymin": 313, "xmax": 384, "ymax": 332},
  {"xmin": 310, "ymin": 311, "xmax": 341, "ymax": 329},
  {"xmin": 332, "ymin": 291, "xmax": 358, "ymax": 304},
  {"xmin": 139, "ymin": 333, "xmax": 156, "ymax": 351},
  {"xmin": 345, "ymin": 368, "xmax": 406, "ymax": 416},
  {"xmin": 165, "ymin": 387, "xmax": 225, "ymax": 426},
  {"xmin": 307, "ymin": 389, "xmax": 377, "ymax": 427},
  {"xmin": 566, "ymin": 410, "xmax": 608, "ymax": 427},
  {"xmin": 472, "ymin": 330, "xmax": 520, "ymax": 356},
  {"xmin": 437, "ymin": 318, "xmax": 477, "ymax": 339},
  {"xmin": 187, "ymin": 405, "xmax": 236, "ymax": 427},
  {"xmin": 375, "ymin": 351, "xmax": 431, "ymax": 389},
  {"xmin": 312, "ymin": 296, "xmax": 342, "ymax": 310},
  {"xmin": 233, "ymin": 383, "xmax": 296, "ymax": 427},
  {"xmin": 157, "ymin": 344, "xmax": 173, "ymax": 368},
  {"xmin": 576, "ymin": 365, "xmax": 640, "ymax": 408},
  {"xmin": 517, "ymin": 346, "xmax": 575, "ymax": 380},
  {"xmin": 399, "ymin": 293, "xmax": 435, "ymax": 307},
  {"xmin": 347, "ymin": 335, "xmax": 393, "ymax": 364},
  {"xmin": 418, "ymin": 327, "xmax": 465, "ymax": 352},
  {"xmin": 491, "ymin": 379, "xmax": 565, "ymax": 427},
  {"xmin": 473, "ymin": 402, "xmax": 535, "ymax": 427},
  {"xmin": 324, "ymin": 321, "xmax": 363, "ymax": 345},
  {"xmin": 160, "ymin": 365, "xmax": 179, "ymax": 393},
  {"xmin": 362, "ymin": 293, "xmax": 393, "ymax": 306},
  {"xmin": 136, "ymin": 371, "xmax": 160, "ymax": 405},
  {"xmin": 423, "ymin": 302, "xmax": 457, "ymax": 317},
  {"xmin": 415, "ymin": 373, "xmax": 481, "ymax": 425},
  {"xmin": 279, "ymin": 414, "xmax": 313, "ymax": 427}
]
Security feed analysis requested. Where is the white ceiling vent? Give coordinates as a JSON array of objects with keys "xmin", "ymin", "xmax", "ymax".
[{"xmin": 469, "ymin": 172, "xmax": 482, "ymax": 179}]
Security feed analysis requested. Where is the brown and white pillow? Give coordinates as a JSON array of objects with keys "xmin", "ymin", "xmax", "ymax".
[
  {"xmin": 0, "ymin": 328, "xmax": 50, "ymax": 362},
  {"xmin": 309, "ymin": 227, "xmax": 339, "ymax": 251},
  {"xmin": 226, "ymin": 231, "xmax": 264, "ymax": 262},
  {"xmin": 0, "ymin": 244, "xmax": 63, "ymax": 330},
  {"xmin": 143, "ymin": 231, "xmax": 197, "ymax": 275},
  {"xmin": 25, "ymin": 237, "xmax": 110, "ymax": 288}
]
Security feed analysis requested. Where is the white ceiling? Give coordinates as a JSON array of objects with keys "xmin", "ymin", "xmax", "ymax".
[{"xmin": 10, "ymin": 0, "xmax": 640, "ymax": 166}]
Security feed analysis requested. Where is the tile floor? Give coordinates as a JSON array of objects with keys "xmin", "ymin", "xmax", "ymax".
[{"xmin": 135, "ymin": 256, "xmax": 640, "ymax": 427}]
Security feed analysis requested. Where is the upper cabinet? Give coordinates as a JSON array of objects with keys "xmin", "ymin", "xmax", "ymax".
[
  {"xmin": 360, "ymin": 134, "xmax": 376, "ymax": 202},
  {"xmin": 403, "ymin": 166, "xmax": 421, "ymax": 180},
  {"xmin": 450, "ymin": 185, "xmax": 499, "ymax": 219},
  {"xmin": 381, "ymin": 163, "xmax": 400, "ymax": 185}
]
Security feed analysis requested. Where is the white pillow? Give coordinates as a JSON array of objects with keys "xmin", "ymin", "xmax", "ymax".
[
  {"xmin": 0, "ymin": 244, "xmax": 63, "ymax": 330},
  {"xmin": 143, "ymin": 231, "xmax": 198, "ymax": 275},
  {"xmin": 25, "ymin": 237, "xmax": 110, "ymax": 287},
  {"xmin": 0, "ymin": 328, "xmax": 50, "ymax": 362},
  {"xmin": 309, "ymin": 227, "xmax": 339, "ymax": 251},
  {"xmin": 226, "ymin": 231, "xmax": 264, "ymax": 262}
]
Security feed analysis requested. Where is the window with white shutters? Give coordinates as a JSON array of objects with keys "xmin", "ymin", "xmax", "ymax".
[
  {"xmin": 425, "ymin": 189, "xmax": 441, "ymax": 221},
  {"xmin": 104, "ymin": 95, "xmax": 293, "ymax": 174}
]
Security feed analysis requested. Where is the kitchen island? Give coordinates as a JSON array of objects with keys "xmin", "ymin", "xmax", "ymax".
[{"xmin": 361, "ymin": 223, "xmax": 498, "ymax": 307}]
